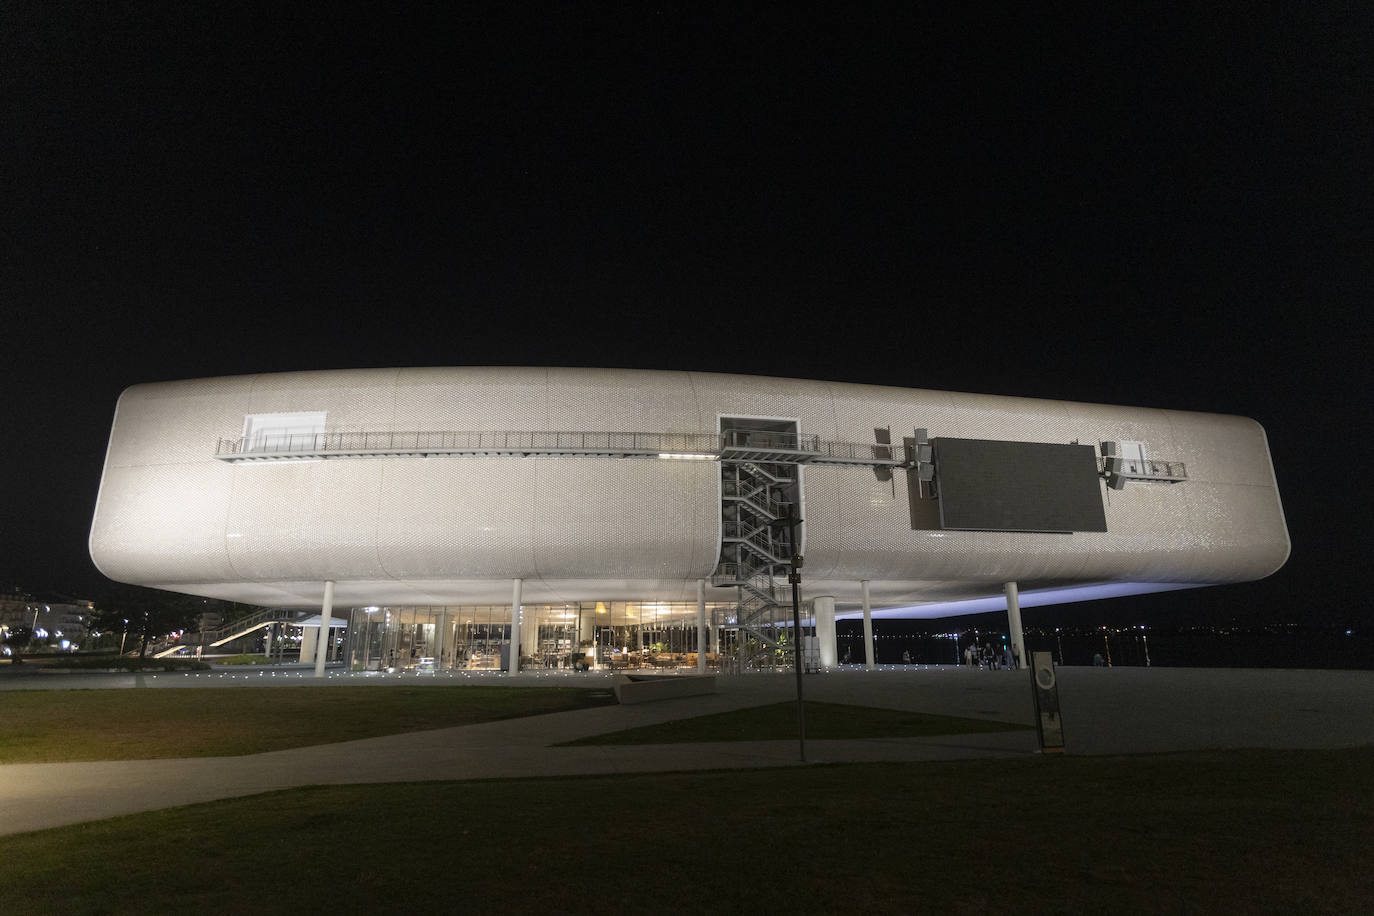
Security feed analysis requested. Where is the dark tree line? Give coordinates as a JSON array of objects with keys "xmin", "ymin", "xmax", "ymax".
[{"xmin": 90, "ymin": 585, "xmax": 211, "ymax": 657}]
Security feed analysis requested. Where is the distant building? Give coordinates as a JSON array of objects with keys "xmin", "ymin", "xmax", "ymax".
[
  {"xmin": 90, "ymin": 368, "xmax": 1288, "ymax": 673},
  {"xmin": 0, "ymin": 589, "xmax": 95, "ymax": 650}
]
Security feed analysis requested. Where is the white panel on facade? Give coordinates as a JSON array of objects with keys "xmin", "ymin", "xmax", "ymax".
[
  {"xmin": 104, "ymin": 374, "xmax": 257, "ymax": 468},
  {"xmin": 545, "ymin": 368, "xmax": 703, "ymax": 434},
  {"xmin": 225, "ymin": 459, "xmax": 390, "ymax": 582},
  {"xmin": 90, "ymin": 462, "xmax": 239, "ymax": 585},
  {"xmin": 529, "ymin": 458, "xmax": 716, "ymax": 581},
  {"xmin": 375, "ymin": 459, "xmax": 539, "ymax": 579},
  {"xmin": 392, "ymin": 366, "xmax": 549, "ymax": 432}
]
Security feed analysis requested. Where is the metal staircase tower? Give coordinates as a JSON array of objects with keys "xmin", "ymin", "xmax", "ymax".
[{"xmin": 712, "ymin": 424, "xmax": 806, "ymax": 672}]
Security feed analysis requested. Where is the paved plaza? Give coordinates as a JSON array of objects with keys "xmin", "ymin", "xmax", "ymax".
[{"xmin": 2, "ymin": 664, "xmax": 1371, "ymax": 837}]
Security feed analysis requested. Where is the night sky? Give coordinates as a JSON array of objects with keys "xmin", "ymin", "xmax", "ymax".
[{"xmin": 3, "ymin": 5, "xmax": 1369, "ymax": 628}]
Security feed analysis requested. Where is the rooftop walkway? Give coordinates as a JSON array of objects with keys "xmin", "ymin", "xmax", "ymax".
[{"xmin": 2, "ymin": 665, "xmax": 1371, "ymax": 837}]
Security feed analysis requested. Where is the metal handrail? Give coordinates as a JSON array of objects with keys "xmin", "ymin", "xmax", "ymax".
[
  {"xmin": 721, "ymin": 480, "xmax": 788, "ymax": 519},
  {"xmin": 722, "ymin": 520, "xmax": 771, "ymax": 540},
  {"xmin": 213, "ymin": 428, "xmax": 911, "ymax": 468},
  {"xmin": 1102, "ymin": 456, "xmax": 1189, "ymax": 480},
  {"xmin": 216, "ymin": 430, "xmax": 726, "ymax": 457},
  {"xmin": 728, "ymin": 529, "xmax": 788, "ymax": 565},
  {"xmin": 200, "ymin": 607, "xmax": 305, "ymax": 643},
  {"xmin": 1136, "ymin": 459, "xmax": 1188, "ymax": 478},
  {"xmin": 721, "ymin": 429, "xmax": 819, "ymax": 451},
  {"xmin": 710, "ymin": 561, "xmax": 781, "ymax": 588}
]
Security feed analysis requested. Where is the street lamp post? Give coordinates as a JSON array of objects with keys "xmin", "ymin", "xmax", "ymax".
[
  {"xmin": 784, "ymin": 507, "xmax": 806, "ymax": 763},
  {"xmin": 120, "ymin": 619, "xmax": 129, "ymax": 656}
]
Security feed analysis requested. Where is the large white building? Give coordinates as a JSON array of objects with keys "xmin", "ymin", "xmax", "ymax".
[{"xmin": 89, "ymin": 367, "xmax": 1288, "ymax": 673}]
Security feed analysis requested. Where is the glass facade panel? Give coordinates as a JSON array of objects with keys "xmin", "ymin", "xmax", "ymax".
[{"xmin": 343, "ymin": 602, "xmax": 735, "ymax": 672}]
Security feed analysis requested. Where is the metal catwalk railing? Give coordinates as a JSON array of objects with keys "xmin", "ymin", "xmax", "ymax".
[
  {"xmin": 1103, "ymin": 456, "xmax": 1189, "ymax": 482},
  {"xmin": 214, "ymin": 429, "xmax": 910, "ymax": 468}
]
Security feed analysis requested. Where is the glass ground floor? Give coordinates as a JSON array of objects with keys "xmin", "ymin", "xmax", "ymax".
[{"xmin": 341, "ymin": 601, "xmax": 818, "ymax": 673}]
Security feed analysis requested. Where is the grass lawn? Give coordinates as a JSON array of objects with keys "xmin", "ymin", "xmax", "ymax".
[
  {"xmin": 0, "ymin": 686, "xmax": 616, "ymax": 763},
  {"xmin": 560, "ymin": 700, "xmax": 1028, "ymax": 745},
  {"xmin": 209, "ymin": 654, "xmax": 275, "ymax": 666},
  {"xmin": 2, "ymin": 748, "xmax": 1370, "ymax": 914}
]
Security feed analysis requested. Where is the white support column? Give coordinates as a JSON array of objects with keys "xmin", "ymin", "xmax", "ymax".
[
  {"xmin": 577, "ymin": 603, "xmax": 595, "ymax": 647},
  {"xmin": 300, "ymin": 625, "xmax": 318, "ymax": 662},
  {"xmin": 1004, "ymin": 580, "xmax": 1026, "ymax": 670},
  {"xmin": 814, "ymin": 595, "xmax": 837, "ymax": 669},
  {"xmin": 314, "ymin": 580, "xmax": 334, "ymax": 677},
  {"xmin": 861, "ymin": 580, "xmax": 875, "ymax": 671},
  {"xmin": 435, "ymin": 608, "xmax": 447, "ymax": 669},
  {"xmin": 696, "ymin": 578, "xmax": 707, "ymax": 674},
  {"xmin": 522, "ymin": 604, "xmax": 539, "ymax": 662},
  {"xmin": 507, "ymin": 578, "xmax": 522, "ymax": 676}
]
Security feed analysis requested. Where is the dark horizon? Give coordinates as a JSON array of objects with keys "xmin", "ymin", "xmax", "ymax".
[{"xmin": 3, "ymin": 6, "xmax": 1368, "ymax": 631}]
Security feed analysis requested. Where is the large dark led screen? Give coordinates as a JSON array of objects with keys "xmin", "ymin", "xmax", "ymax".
[{"xmin": 934, "ymin": 438, "xmax": 1107, "ymax": 533}]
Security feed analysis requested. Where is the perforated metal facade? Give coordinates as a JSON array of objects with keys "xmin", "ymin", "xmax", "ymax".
[{"xmin": 89, "ymin": 367, "xmax": 1289, "ymax": 613}]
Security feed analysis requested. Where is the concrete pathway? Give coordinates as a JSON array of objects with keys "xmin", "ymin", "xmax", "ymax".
[{"xmin": 2, "ymin": 665, "xmax": 1371, "ymax": 838}]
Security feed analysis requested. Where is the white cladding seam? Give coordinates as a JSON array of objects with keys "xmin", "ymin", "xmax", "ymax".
[
  {"xmin": 88, "ymin": 367, "xmax": 1289, "ymax": 611},
  {"xmin": 374, "ymin": 368, "xmax": 402, "ymax": 591},
  {"xmin": 531, "ymin": 370, "xmax": 548, "ymax": 588},
  {"xmin": 219, "ymin": 372, "xmax": 256, "ymax": 587},
  {"xmin": 690, "ymin": 375, "xmax": 714, "ymax": 596}
]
